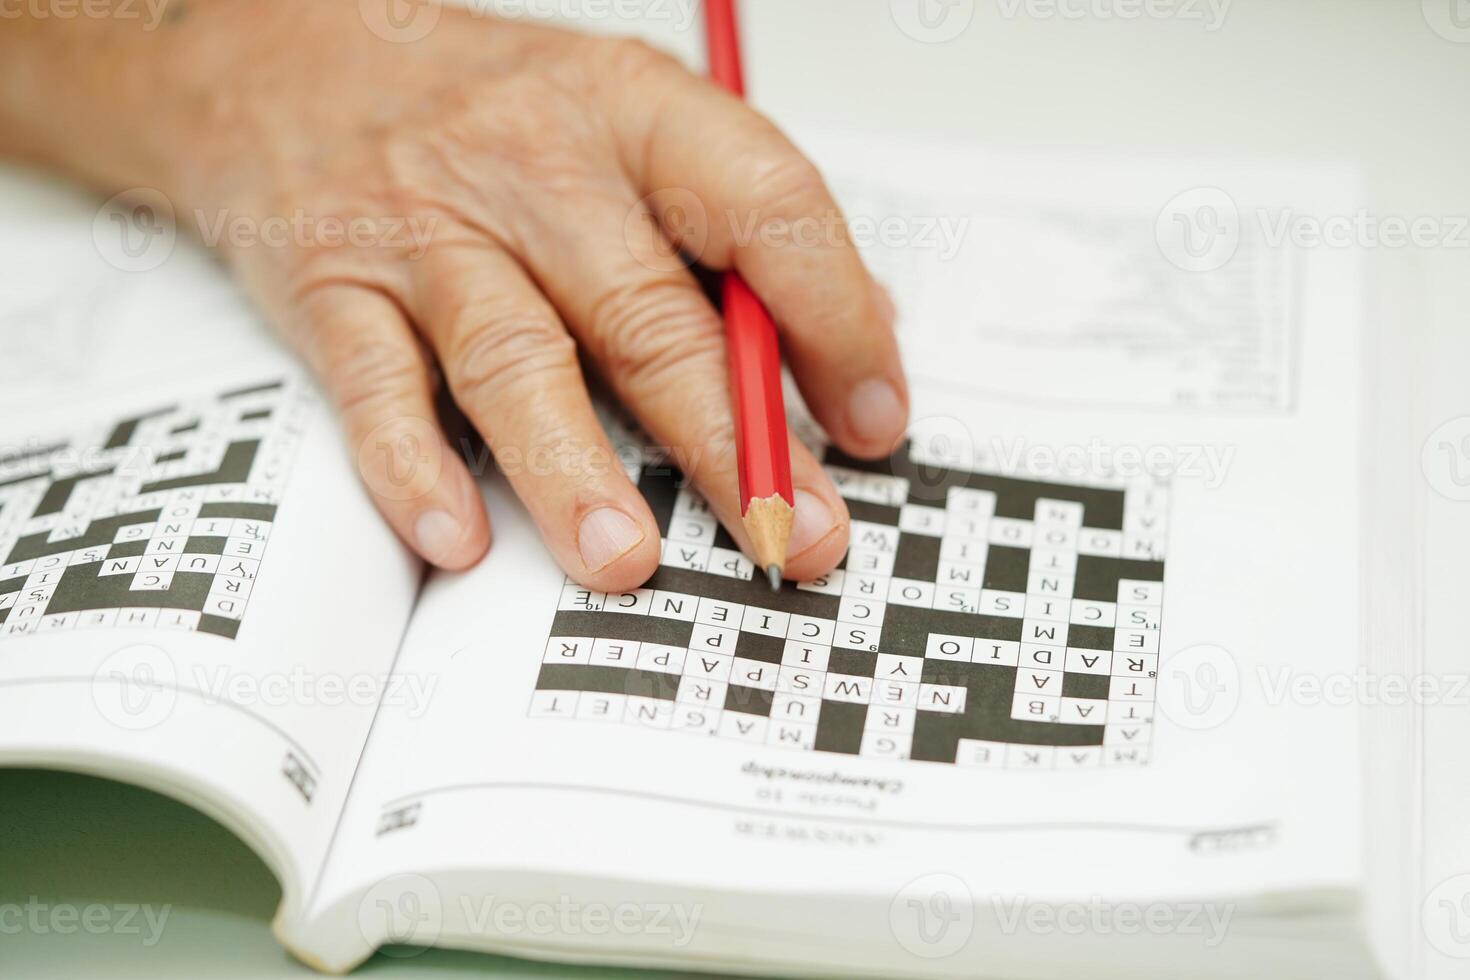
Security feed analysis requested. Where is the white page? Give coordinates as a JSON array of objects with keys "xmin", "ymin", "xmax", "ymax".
[
  {"xmin": 0, "ymin": 193, "xmax": 421, "ymax": 915},
  {"xmin": 300, "ymin": 150, "xmax": 1364, "ymax": 970}
]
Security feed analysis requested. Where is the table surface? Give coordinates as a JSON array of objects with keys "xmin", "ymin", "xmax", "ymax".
[{"xmin": 3, "ymin": 1, "xmax": 1468, "ymax": 976}]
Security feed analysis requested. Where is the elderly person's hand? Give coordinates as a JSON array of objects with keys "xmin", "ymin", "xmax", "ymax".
[{"xmin": 0, "ymin": 0, "xmax": 907, "ymax": 591}]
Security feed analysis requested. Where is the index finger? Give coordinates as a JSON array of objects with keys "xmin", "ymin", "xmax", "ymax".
[{"xmin": 590, "ymin": 39, "xmax": 909, "ymax": 460}]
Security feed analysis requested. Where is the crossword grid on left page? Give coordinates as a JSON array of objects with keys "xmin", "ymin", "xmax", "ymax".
[{"xmin": 0, "ymin": 379, "xmax": 308, "ymax": 641}]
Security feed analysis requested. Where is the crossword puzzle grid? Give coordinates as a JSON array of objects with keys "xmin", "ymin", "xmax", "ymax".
[
  {"xmin": 531, "ymin": 444, "xmax": 1168, "ymax": 770},
  {"xmin": 0, "ymin": 380, "xmax": 306, "ymax": 641}
]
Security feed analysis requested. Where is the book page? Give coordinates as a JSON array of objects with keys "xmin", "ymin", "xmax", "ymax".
[
  {"xmin": 299, "ymin": 152, "xmax": 1364, "ymax": 972},
  {"xmin": 0, "ymin": 198, "xmax": 420, "ymax": 915}
]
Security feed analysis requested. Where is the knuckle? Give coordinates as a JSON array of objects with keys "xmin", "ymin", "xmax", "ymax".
[
  {"xmin": 588, "ymin": 36, "xmax": 680, "ymax": 86},
  {"xmin": 293, "ymin": 287, "xmax": 424, "ymax": 419},
  {"xmin": 591, "ymin": 279, "xmax": 722, "ymax": 392},
  {"xmin": 467, "ymin": 84, "xmax": 601, "ymax": 198},
  {"xmin": 286, "ymin": 243, "xmax": 374, "ymax": 296},
  {"xmin": 446, "ymin": 308, "xmax": 577, "ymax": 403},
  {"xmin": 381, "ymin": 74, "xmax": 597, "ymax": 210},
  {"xmin": 326, "ymin": 334, "xmax": 425, "ymax": 418},
  {"xmin": 680, "ymin": 399, "xmax": 740, "ymax": 479},
  {"xmin": 523, "ymin": 418, "xmax": 609, "ymax": 493},
  {"xmin": 474, "ymin": 71, "xmax": 579, "ymax": 129},
  {"xmin": 741, "ymin": 152, "xmax": 832, "ymax": 220}
]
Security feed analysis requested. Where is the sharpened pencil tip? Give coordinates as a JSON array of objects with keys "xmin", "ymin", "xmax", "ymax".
[{"xmin": 766, "ymin": 564, "xmax": 783, "ymax": 591}]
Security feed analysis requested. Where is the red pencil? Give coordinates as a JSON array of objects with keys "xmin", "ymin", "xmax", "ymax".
[{"xmin": 704, "ymin": 0, "xmax": 794, "ymax": 591}]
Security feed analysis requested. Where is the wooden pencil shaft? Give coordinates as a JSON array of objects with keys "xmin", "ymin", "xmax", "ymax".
[{"xmin": 742, "ymin": 492, "xmax": 795, "ymax": 574}]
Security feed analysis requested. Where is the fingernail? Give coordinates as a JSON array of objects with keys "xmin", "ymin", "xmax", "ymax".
[
  {"xmin": 578, "ymin": 507, "xmax": 646, "ymax": 573},
  {"xmin": 789, "ymin": 489, "xmax": 838, "ymax": 558},
  {"xmin": 848, "ymin": 377, "xmax": 906, "ymax": 450},
  {"xmin": 414, "ymin": 509, "xmax": 462, "ymax": 565}
]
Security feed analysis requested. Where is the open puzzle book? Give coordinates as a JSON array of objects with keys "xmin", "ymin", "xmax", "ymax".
[{"xmin": 0, "ymin": 145, "xmax": 1401, "ymax": 979}]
